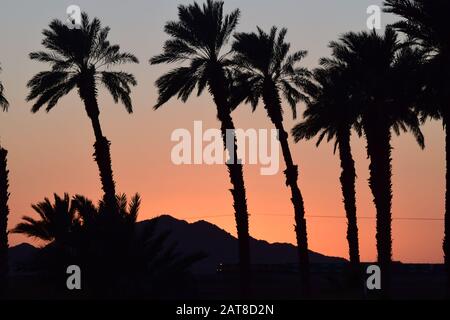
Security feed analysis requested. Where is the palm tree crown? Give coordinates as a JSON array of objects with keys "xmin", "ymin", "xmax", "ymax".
[
  {"xmin": 13, "ymin": 193, "xmax": 78, "ymax": 243},
  {"xmin": 150, "ymin": 0, "xmax": 239, "ymax": 111},
  {"xmin": 27, "ymin": 13, "xmax": 138, "ymax": 114},
  {"xmin": 384, "ymin": 0, "xmax": 450, "ymax": 54},
  {"xmin": 12, "ymin": 193, "xmax": 139, "ymax": 244},
  {"xmin": 322, "ymin": 28, "xmax": 425, "ymax": 144},
  {"xmin": 293, "ymin": 66, "xmax": 359, "ymax": 149},
  {"xmin": 231, "ymin": 26, "xmax": 310, "ymax": 120}
]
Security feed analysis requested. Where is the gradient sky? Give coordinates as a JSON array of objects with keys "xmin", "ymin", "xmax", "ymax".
[{"xmin": 0, "ymin": 0, "xmax": 444, "ymax": 263}]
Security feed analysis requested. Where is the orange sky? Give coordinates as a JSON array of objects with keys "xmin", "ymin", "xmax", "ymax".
[{"xmin": 0, "ymin": 0, "xmax": 445, "ymax": 263}]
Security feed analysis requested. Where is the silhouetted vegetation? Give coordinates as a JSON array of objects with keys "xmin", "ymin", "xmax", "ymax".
[
  {"xmin": 0, "ymin": 68, "xmax": 10, "ymax": 297},
  {"xmin": 230, "ymin": 26, "xmax": 312, "ymax": 293},
  {"xmin": 12, "ymin": 193, "xmax": 205, "ymax": 298},
  {"xmin": 150, "ymin": 0, "xmax": 252, "ymax": 296},
  {"xmin": 384, "ymin": 0, "xmax": 450, "ymax": 293},
  {"xmin": 292, "ymin": 65, "xmax": 362, "ymax": 287},
  {"xmin": 313, "ymin": 28, "xmax": 425, "ymax": 296},
  {"xmin": 26, "ymin": 13, "xmax": 138, "ymax": 210}
]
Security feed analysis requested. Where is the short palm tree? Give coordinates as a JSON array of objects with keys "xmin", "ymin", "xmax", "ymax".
[
  {"xmin": 27, "ymin": 13, "xmax": 138, "ymax": 210},
  {"xmin": 384, "ymin": 0, "xmax": 450, "ymax": 291},
  {"xmin": 323, "ymin": 28, "xmax": 425, "ymax": 294},
  {"xmin": 149, "ymin": 0, "xmax": 251, "ymax": 293},
  {"xmin": 13, "ymin": 193, "xmax": 204, "ymax": 298},
  {"xmin": 292, "ymin": 66, "xmax": 361, "ymax": 284},
  {"xmin": 0, "ymin": 69, "xmax": 10, "ymax": 295},
  {"xmin": 231, "ymin": 26, "xmax": 311, "ymax": 290}
]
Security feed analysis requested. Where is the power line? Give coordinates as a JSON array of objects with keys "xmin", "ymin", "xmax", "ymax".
[
  {"xmin": 306, "ymin": 215, "xmax": 443, "ymax": 221},
  {"xmin": 177, "ymin": 213, "xmax": 444, "ymax": 222}
]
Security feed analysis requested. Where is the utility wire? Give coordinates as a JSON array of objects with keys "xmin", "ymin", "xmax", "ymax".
[{"xmin": 175, "ymin": 213, "xmax": 444, "ymax": 221}]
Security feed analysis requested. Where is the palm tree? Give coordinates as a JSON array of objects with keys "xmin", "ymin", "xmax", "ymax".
[
  {"xmin": 0, "ymin": 68, "xmax": 10, "ymax": 296},
  {"xmin": 323, "ymin": 28, "xmax": 425, "ymax": 295},
  {"xmin": 292, "ymin": 66, "xmax": 361, "ymax": 285},
  {"xmin": 230, "ymin": 27, "xmax": 311, "ymax": 290},
  {"xmin": 13, "ymin": 193, "xmax": 204, "ymax": 298},
  {"xmin": 384, "ymin": 0, "xmax": 450, "ymax": 292},
  {"xmin": 149, "ymin": 0, "xmax": 251, "ymax": 294},
  {"xmin": 26, "ymin": 13, "xmax": 138, "ymax": 210}
]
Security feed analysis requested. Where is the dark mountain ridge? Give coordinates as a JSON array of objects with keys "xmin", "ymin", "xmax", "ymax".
[{"xmin": 8, "ymin": 215, "xmax": 346, "ymax": 274}]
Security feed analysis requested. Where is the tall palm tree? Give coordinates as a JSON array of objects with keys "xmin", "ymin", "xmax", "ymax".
[
  {"xmin": 0, "ymin": 68, "xmax": 10, "ymax": 296},
  {"xmin": 149, "ymin": 0, "xmax": 251, "ymax": 294},
  {"xmin": 323, "ymin": 28, "xmax": 425, "ymax": 294},
  {"xmin": 230, "ymin": 27, "xmax": 311, "ymax": 290},
  {"xmin": 384, "ymin": 0, "xmax": 450, "ymax": 291},
  {"xmin": 292, "ymin": 66, "xmax": 361, "ymax": 284},
  {"xmin": 27, "ymin": 13, "xmax": 138, "ymax": 210}
]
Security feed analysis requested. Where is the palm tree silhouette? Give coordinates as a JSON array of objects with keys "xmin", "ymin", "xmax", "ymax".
[
  {"xmin": 230, "ymin": 26, "xmax": 311, "ymax": 291},
  {"xmin": 13, "ymin": 193, "xmax": 205, "ymax": 298},
  {"xmin": 384, "ymin": 0, "xmax": 450, "ymax": 292},
  {"xmin": 149, "ymin": 0, "xmax": 251, "ymax": 294},
  {"xmin": 26, "ymin": 13, "xmax": 138, "ymax": 210},
  {"xmin": 292, "ymin": 66, "xmax": 361, "ymax": 285},
  {"xmin": 323, "ymin": 28, "xmax": 425, "ymax": 295},
  {"xmin": 0, "ymin": 68, "xmax": 10, "ymax": 296}
]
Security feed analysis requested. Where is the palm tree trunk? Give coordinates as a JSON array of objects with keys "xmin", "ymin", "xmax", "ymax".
[
  {"xmin": 208, "ymin": 65, "xmax": 251, "ymax": 297},
  {"xmin": 262, "ymin": 80, "xmax": 310, "ymax": 294},
  {"xmin": 444, "ymin": 113, "xmax": 450, "ymax": 293},
  {"xmin": 275, "ymin": 124, "xmax": 310, "ymax": 293},
  {"xmin": 220, "ymin": 115, "xmax": 251, "ymax": 277},
  {"xmin": 0, "ymin": 146, "xmax": 9, "ymax": 297},
  {"xmin": 337, "ymin": 129, "xmax": 361, "ymax": 286},
  {"xmin": 364, "ymin": 119, "xmax": 392, "ymax": 298},
  {"xmin": 78, "ymin": 74, "xmax": 117, "ymax": 210},
  {"xmin": 92, "ymin": 124, "xmax": 116, "ymax": 211}
]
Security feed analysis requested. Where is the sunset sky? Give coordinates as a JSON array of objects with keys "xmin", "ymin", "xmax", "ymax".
[{"xmin": 0, "ymin": 0, "xmax": 444, "ymax": 263}]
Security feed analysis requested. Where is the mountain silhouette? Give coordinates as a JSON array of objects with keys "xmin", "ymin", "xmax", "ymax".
[
  {"xmin": 141, "ymin": 215, "xmax": 346, "ymax": 274},
  {"xmin": 8, "ymin": 215, "xmax": 346, "ymax": 275},
  {"xmin": 8, "ymin": 243, "xmax": 38, "ymax": 275}
]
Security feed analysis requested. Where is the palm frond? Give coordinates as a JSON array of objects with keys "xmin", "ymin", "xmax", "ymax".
[
  {"xmin": 0, "ymin": 69, "xmax": 9, "ymax": 111},
  {"xmin": 150, "ymin": 0, "xmax": 239, "ymax": 109},
  {"xmin": 153, "ymin": 66, "xmax": 201, "ymax": 109},
  {"xmin": 100, "ymin": 71, "xmax": 137, "ymax": 113}
]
